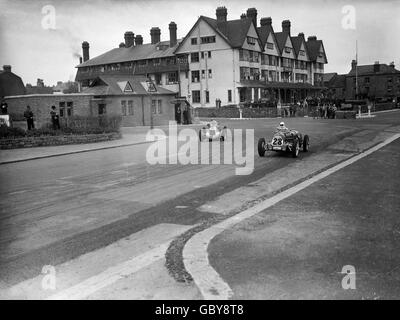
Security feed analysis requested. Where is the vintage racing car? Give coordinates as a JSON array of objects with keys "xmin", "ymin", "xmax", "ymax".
[
  {"xmin": 199, "ymin": 120, "xmax": 227, "ymax": 141},
  {"xmin": 258, "ymin": 123, "xmax": 309, "ymax": 158}
]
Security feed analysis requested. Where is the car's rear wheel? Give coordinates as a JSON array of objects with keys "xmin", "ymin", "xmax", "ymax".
[
  {"xmin": 303, "ymin": 135, "xmax": 309, "ymax": 152},
  {"xmin": 258, "ymin": 138, "xmax": 266, "ymax": 157},
  {"xmin": 292, "ymin": 140, "xmax": 299, "ymax": 158}
]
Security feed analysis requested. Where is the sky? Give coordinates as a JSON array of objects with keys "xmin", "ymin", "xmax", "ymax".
[{"xmin": 0, "ymin": 0, "xmax": 399, "ymax": 86}]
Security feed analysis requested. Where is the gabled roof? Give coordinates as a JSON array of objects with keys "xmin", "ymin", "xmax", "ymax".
[
  {"xmin": 347, "ymin": 64, "xmax": 400, "ymax": 76},
  {"xmin": 81, "ymin": 75, "xmax": 176, "ymax": 95},
  {"xmin": 274, "ymin": 32, "xmax": 291, "ymax": 54},
  {"xmin": 306, "ymin": 38, "xmax": 327, "ymax": 63},
  {"xmin": 0, "ymin": 70, "xmax": 26, "ymax": 98},
  {"xmin": 291, "ymin": 35, "xmax": 308, "ymax": 58},
  {"xmin": 257, "ymin": 24, "xmax": 277, "ymax": 49},
  {"xmin": 175, "ymin": 16, "xmax": 261, "ymax": 52},
  {"xmin": 323, "ymin": 72, "xmax": 337, "ymax": 83},
  {"xmin": 77, "ymin": 40, "xmax": 182, "ymax": 68}
]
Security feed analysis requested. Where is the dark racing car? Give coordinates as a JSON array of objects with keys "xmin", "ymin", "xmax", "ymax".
[{"xmin": 258, "ymin": 122, "xmax": 309, "ymax": 158}]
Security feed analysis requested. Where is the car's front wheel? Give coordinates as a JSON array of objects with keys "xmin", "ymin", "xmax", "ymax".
[
  {"xmin": 258, "ymin": 138, "xmax": 266, "ymax": 157},
  {"xmin": 292, "ymin": 140, "xmax": 299, "ymax": 158},
  {"xmin": 303, "ymin": 135, "xmax": 310, "ymax": 152}
]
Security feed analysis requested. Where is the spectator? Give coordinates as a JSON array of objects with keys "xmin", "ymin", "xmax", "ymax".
[
  {"xmin": 50, "ymin": 105, "xmax": 60, "ymax": 129},
  {"xmin": 24, "ymin": 105, "xmax": 35, "ymax": 130}
]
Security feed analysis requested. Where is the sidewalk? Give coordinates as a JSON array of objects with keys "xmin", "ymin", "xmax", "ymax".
[{"xmin": 0, "ymin": 124, "xmax": 201, "ymax": 165}]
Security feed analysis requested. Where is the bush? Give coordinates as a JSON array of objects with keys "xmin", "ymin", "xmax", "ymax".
[{"xmin": 0, "ymin": 126, "xmax": 26, "ymax": 138}]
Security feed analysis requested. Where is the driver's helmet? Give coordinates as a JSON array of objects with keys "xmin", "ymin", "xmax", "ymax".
[{"xmin": 279, "ymin": 122, "xmax": 285, "ymax": 128}]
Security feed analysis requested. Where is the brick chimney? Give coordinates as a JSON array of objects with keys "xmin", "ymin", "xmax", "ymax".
[
  {"xmin": 351, "ymin": 59, "xmax": 357, "ymax": 70},
  {"xmin": 246, "ymin": 8, "xmax": 258, "ymax": 27},
  {"xmin": 3, "ymin": 65, "xmax": 11, "ymax": 72},
  {"xmin": 260, "ymin": 17, "xmax": 272, "ymax": 27},
  {"xmin": 374, "ymin": 61, "xmax": 380, "ymax": 73},
  {"xmin": 240, "ymin": 13, "xmax": 247, "ymax": 20},
  {"xmin": 135, "ymin": 35, "xmax": 143, "ymax": 46},
  {"xmin": 298, "ymin": 32, "xmax": 305, "ymax": 39},
  {"xmin": 282, "ymin": 20, "xmax": 291, "ymax": 35},
  {"xmin": 169, "ymin": 22, "xmax": 177, "ymax": 47},
  {"xmin": 119, "ymin": 42, "xmax": 126, "ymax": 48},
  {"xmin": 82, "ymin": 41, "xmax": 90, "ymax": 62},
  {"xmin": 150, "ymin": 27, "xmax": 161, "ymax": 44},
  {"xmin": 308, "ymin": 36, "xmax": 317, "ymax": 41},
  {"xmin": 124, "ymin": 31, "xmax": 135, "ymax": 47},
  {"xmin": 216, "ymin": 6, "xmax": 227, "ymax": 23}
]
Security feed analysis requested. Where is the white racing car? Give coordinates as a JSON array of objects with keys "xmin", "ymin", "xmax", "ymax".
[{"xmin": 199, "ymin": 120, "xmax": 227, "ymax": 142}]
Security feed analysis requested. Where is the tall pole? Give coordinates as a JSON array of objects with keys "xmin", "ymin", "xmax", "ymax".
[{"xmin": 355, "ymin": 40, "xmax": 358, "ymax": 100}]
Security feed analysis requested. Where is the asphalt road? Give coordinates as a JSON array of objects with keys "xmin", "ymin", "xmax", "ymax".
[
  {"xmin": 209, "ymin": 137, "xmax": 400, "ymax": 299},
  {"xmin": 1, "ymin": 111, "xmax": 399, "ymax": 296}
]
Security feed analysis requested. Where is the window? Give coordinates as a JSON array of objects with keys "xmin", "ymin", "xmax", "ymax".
[
  {"xmin": 191, "ymin": 38, "xmax": 197, "ymax": 45},
  {"xmin": 191, "ymin": 70, "xmax": 200, "ymax": 82},
  {"xmin": 201, "ymin": 52, "xmax": 204, "ymax": 59},
  {"xmin": 208, "ymin": 51, "xmax": 212, "ymax": 58},
  {"xmin": 190, "ymin": 52, "xmax": 199, "ymax": 63},
  {"xmin": 157, "ymin": 100, "xmax": 162, "ymax": 114},
  {"xmin": 155, "ymin": 74, "xmax": 162, "ymax": 85},
  {"xmin": 365, "ymin": 77, "xmax": 370, "ymax": 84},
  {"xmin": 151, "ymin": 100, "xmax": 157, "ymax": 114},
  {"xmin": 167, "ymin": 71, "xmax": 178, "ymax": 84},
  {"xmin": 208, "ymin": 69, "xmax": 212, "ymax": 79},
  {"xmin": 205, "ymin": 90, "xmax": 209, "ymax": 103},
  {"xmin": 121, "ymin": 100, "xmax": 127, "ymax": 116},
  {"xmin": 266, "ymin": 42, "xmax": 274, "ymax": 50},
  {"xmin": 192, "ymin": 90, "xmax": 200, "ymax": 103},
  {"xmin": 228, "ymin": 90, "xmax": 232, "ymax": 103},
  {"xmin": 138, "ymin": 60, "xmax": 147, "ymax": 66},
  {"xmin": 66, "ymin": 102, "xmax": 73, "ymax": 116},
  {"xmin": 128, "ymin": 100, "xmax": 133, "ymax": 115},
  {"xmin": 200, "ymin": 36, "xmax": 216, "ymax": 44},
  {"xmin": 299, "ymin": 50, "xmax": 305, "ymax": 56},
  {"xmin": 59, "ymin": 102, "xmax": 65, "ymax": 117},
  {"xmin": 240, "ymin": 67, "xmax": 250, "ymax": 80},
  {"xmin": 247, "ymin": 36, "xmax": 257, "ymax": 45},
  {"xmin": 201, "ymin": 70, "xmax": 205, "ymax": 79},
  {"xmin": 239, "ymin": 49, "xmax": 249, "ymax": 61},
  {"xmin": 284, "ymin": 47, "xmax": 291, "ymax": 53}
]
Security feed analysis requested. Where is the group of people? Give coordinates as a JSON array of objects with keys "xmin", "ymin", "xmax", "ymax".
[
  {"xmin": 312, "ymin": 104, "xmax": 337, "ymax": 119},
  {"xmin": 0, "ymin": 103, "xmax": 61, "ymax": 130}
]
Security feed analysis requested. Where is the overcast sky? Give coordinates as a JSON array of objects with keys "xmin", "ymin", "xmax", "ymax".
[{"xmin": 0, "ymin": 0, "xmax": 399, "ymax": 86}]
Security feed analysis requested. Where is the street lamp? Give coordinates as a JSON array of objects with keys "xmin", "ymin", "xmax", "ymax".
[{"xmin": 146, "ymin": 77, "xmax": 157, "ymax": 129}]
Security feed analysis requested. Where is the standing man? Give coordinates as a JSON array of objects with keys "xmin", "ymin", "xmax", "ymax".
[
  {"xmin": 1, "ymin": 101, "xmax": 8, "ymax": 115},
  {"xmin": 24, "ymin": 105, "xmax": 35, "ymax": 130},
  {"xmin": 50, "ymin": 105, "xmax": 60, "ymax": 129}
]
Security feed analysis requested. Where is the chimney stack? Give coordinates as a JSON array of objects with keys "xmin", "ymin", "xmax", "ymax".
[
  {"xmin": 216, "ymin": 6, "xmax": 227, "ymax": 23},
  {"xmin": 82, "ymin": 41, "xmax": 90, "ymax": 62},
  {"xmin": 374, "ymin": 61, "xmax": 380, "ymax": 73},
  {"xmin": 260, "ymin": 17, "xmax": 272, "ymax": 27},
  {"xmin": 135, "ymin": 35, "xmax": 143, "ymax": 46},
  {"xmin": 246, "ymin": 8, "xmax": 258, "ymax": 27},
  {"xmin": 169, "ymin": 22, "xmax": 177, "ymax": 47},
  {"xmin": 79, "ymin": 57, "xmax": 83, "ymax": 64},
  {"xmin": 282, "ymin": 20, "xmax": 291, "ymax": 35},
  {"xmin": 124, "ymin": 31, "xmax": 135, "ymax": 47},
  {"xmin": 150, "ymin": 27, "xmax": 161, "ymax": 44},
  {"xmin": 298, "ymin": 32, "xmax": 305, "ymax": 38},
  {"xmin": 119, "ymin": 42, "xmax": 126, "ymax": 48},
  {"xmin": 3, "ymin": 65, "xmax": 11, "ymax": 72},
  {"xmin": 240, "ymin": 13, "xmax": 247, "ymax": 20},
  {"xmin": 307, "ymin": 36, "xmax": 317, "ymax": 41},
  {"xmin": 351, "ymin": 59, "xmax": 357, "ymax": 70}
]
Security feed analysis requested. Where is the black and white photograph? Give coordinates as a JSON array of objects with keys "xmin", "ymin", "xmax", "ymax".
[{"xmin": 0, "ymin": 0, "xmax": 400, "ymax": 308}]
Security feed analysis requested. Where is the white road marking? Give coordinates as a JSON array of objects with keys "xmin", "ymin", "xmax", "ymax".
[
  {"xmin": 183, "ymin": 133, "xmax": 400, "ymax": 300},
  {"xmin": 47, "ymin": 243, "xmax": 169, "ymax": 300}
]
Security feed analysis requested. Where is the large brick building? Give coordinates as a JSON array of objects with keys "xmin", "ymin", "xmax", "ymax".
[
  {"xmin": 325, "ymin": 60, "xmax": 400, "ymax": 102},
  {"xmin": 75, "ymin": 6, "xmax": 328, "ymax": 108}
]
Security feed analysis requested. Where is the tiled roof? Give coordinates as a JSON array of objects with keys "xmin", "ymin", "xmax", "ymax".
[
  {"xmin": 323, "ymin": 72, "xmax": 337, "ymax": 83},
  {"xmin": 291, "ymin": 36, "xmax": 305, "ymax": 57},
  {"xmin": 305, "ymin": 38, "xmax": 325, "ymax": 62},
  {"xmin": 77, "ymin": 40, "xmax": 181, "ymax": 68},
  {"xmin": 257, "ymin": 24, "xmax": 275, "ymax": 48},
  {"xmin": 82, "ymin": 75, "xmax": 176, "ymax": 95},
  {"xmin": 274, "ymin": 32, "xmax": 289, "ymax": 54},
  {"xmin": 0, "ymin": 70, "xmax": 26, "ymax": 98},
  {"xmin": 347, "ymin": 64, "xmax": 400, "ymax": 76}
]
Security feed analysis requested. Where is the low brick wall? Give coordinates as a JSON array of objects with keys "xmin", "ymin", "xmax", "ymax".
[
  {"xmin": 0, "ymin": 132, "xmax": 121, "ymax": 149},
  {"xmin": 335, "ymin": 110, "xmax": 357, "ymax": 119}
]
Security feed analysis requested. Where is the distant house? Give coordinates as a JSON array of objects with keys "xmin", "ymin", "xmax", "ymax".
[
  {"xmin": 25, "ymin": 79, "xmax": 53, "ymax": 94},
  {"xmin": 0, "ymin": 65, "xmax": 26, "ymax": 99},
  {"xmin": 323, "ymin": 72, "xmax": 346, "ymax": 100}
]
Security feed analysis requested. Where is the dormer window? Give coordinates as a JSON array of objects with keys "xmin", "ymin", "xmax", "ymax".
[
  {"xmin": 266, "ymin": 42, "xmax": 274, "ymax": 50},
  {"xmin": 247, "ymin": 36, "xmax": 257, "ymax": 45},
  {"xmin": 299, "ymin": 50, "xmax": 305, "ymax": 56}
]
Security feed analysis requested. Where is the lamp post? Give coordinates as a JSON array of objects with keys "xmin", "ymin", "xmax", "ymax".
[{"xmin": 146, "ymin": 77, "xmax": 157, "ymax": 129}]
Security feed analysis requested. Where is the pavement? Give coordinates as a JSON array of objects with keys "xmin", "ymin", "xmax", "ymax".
[{"xmin": 0, "ymin": 110, "xmax": 399, "ymax": 299}]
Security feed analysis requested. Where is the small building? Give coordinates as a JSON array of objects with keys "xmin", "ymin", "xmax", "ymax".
[
  {"xmin": 0, "ymin": 65, "xmax": 26, "ymax": 99},
  {"xmin": 4, "ymin": 75, "xmax": 178, "ymax": 128}
]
